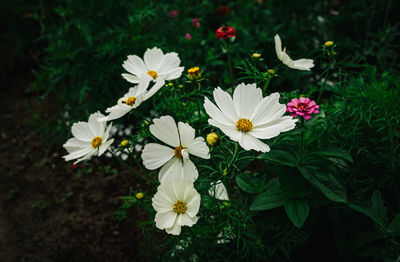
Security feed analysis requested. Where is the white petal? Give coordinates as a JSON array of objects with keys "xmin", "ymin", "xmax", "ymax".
[
  {"xmin": 103, "ymin": 105, "xmax": 131, "ymax": 122},
  {"xmin": 152, "ymin": 193, "xmax": 174, "ymax": 213},
  {"xmin": 158, "ymin": 52, "xmax": 180, "ymax": 72},
  {"xmin": 88, "ymin": 112, "xmax": 105, "ymax": 136},
  {"xmin": 165, "ymin": 223, "xmax": 181, "ymax": 235},
  {"xmin": 182, "ymin": 159, "xmax": 198, "ymax": 182},
  {"xmin": 250, "ymin": 116, "xmax": 297, "ymax": 139},
  {"xmin": 177, "ymin": 213, "xmax": 197, "ymax": 227},
  {"xmin": 213, "ymin": 87, "xmax": 238, "ymax": 122},
  {"xmin": 164, "ymin": 67, "xmax": 184, "ymax": 81},
  {"xmin": 185, "ymin": 192, "xmax": 201, "ymax": 217},
  {"xmin": 274, "ymin": 34, "xmax": 283, "ymax": 60},
  {"xmin": 98, "ymin": 138, "xmax": 113, "ymax": 156},
  {"xmin": 208, "ymin": 119, "xmax": 241, "ymax": 142},
  {"xmin": 187, "ymin": 137, "xmax": 210, "ymax": 159},
  {"xmin": 158, "ymin": 157, "xmax": 184, "ymax": 183},
  {"xmin": 204, "ymin": 97, "xmax": 234, "ymax": 126},
  {"xmin": 208, "ymin": 180, "xmax": 229, "ymax": 201},
  {"xmin": 251, "ymin": 93, "xmax": 286, "ymax": 126},
  {"xmin": 122, "ymin": 55, "xmax": 147, "ymax": 76},
  {"xmin": 144, "ymin": 78, "xmax": 165, "ymax": 100},
  {"xmin": 150, "ymin": 115, "xmax": 180, "ymax": 147},
  {"xmin": 291, "ymin": 58, "xmax": 314, "ymax": 71},
  {"xmin": 155, "ymin": 210, "xmax": 177, "ymax": 229},
  {"xmin": 238, "ymin": 133, "xmax": 270, "ymax": 152},
  {"xmin": 63, "ymin": 146, "xmax": 93, "ymax": 162},
  {"xmin": 121, "ymin": 73, "xmax": 140, "ymax": 84},
  {"xmin": 144, "ymin": 47, "xmax": 164, "ymax": 71},
  {"xmin": 63, "ymin": 137, "xmax": 89, "ymax": 150},
  {"xmin": 141, "ymin": 143, "xmax": 174, "ymax": 170},
  {"xmin": 75, "ymin": 149, "xmax": 97, "ymax": 164},
  {"xmin": 71, "ymin": 122, "xmax": 94, "ymax": 142},
  {"xmin": 178, "ymin": 122, "xmax": 195, "ymax": 147},
  {"xmin": 233, "ymin": 83, "xmax": 262, "ymax": 118}
]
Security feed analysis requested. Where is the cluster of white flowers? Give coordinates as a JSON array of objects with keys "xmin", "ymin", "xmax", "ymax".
[{"xmin": 62, "ymin": 35, "xmax": 313, "ymax": 235}]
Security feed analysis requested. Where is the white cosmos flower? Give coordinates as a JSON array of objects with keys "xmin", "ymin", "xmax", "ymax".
[
  {"xmin": 63, "ymin": 112, "xmax": 114, "ymax": 164},
  {"xmin": 204, "ymin": 83, "xmax": 297, "ymax": 153},
  {"xmin": 141, "ymin": 115, "xmax": 210, "ymax": 183},
  {"xmin": 122, "ymin": 47, "xmax": 184, "ymax": 98},
  {"xmin": 208, "ymin": 180, "xmax": 229, "ymax": 201},
  {"xmin": 274, "ymin": 34, "xmax": 314, "ymax": 71},
  {"xmin": 152, "ymin": 177, "xmax": 200, "ymax": 235},
  {"xmin": 98, "ymin": 78, "xmax": 150, "ymax": 122}
]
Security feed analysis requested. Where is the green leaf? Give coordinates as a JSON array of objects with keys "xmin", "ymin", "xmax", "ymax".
[
  {"xmin": 313, "ymin": 147, "xmax": 353, "ymax": 163},
  {"xmin": 370, "ymin": 190, "xmax": 388, "ymax": 224},
  {"xmin": 257, "ymin": 148, "xmax": 297, "ymax": 167},
  {"xmin": 250, "ymin": 178, "xmax": 285, "ymax": 211},
  {"xmin": 388, "ymin": 212, "xmax": 400, "ymax": 236},
  {"xmin": 284, "ymin": 199, "xmax": 310, "ymax": 228},
  {"xmin": 235, "ymin": 173, "xmax": 265, "ymax": 194},
  {"xmin": 347, "ymin": 202, "xmax": 385, "ymax": 227},
  {"xmin": 298, "ymin": 165, "xmax": 347, "ymax": 203}
]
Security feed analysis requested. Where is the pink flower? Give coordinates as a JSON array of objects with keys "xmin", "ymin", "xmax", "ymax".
[
  {"xmin": 287, "ymin": 97, "xmax": 319, "ymax": 120},
  {"xmin": 168, "ymin": 10, "xmax": 179, "ymax": 17},
  {"xmin": 185, "ymin": 33, "xmax": 192, "ymax": 40},
  {"xmin": 191, "ymin": 18, "xmax": 201, "ymax": 28}
]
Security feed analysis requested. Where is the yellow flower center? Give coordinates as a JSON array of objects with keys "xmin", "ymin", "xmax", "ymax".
[
  {"xmin": 173, "ymin": 200, "xmax": 186, "ymax": 214},
  {"xmin": 91, "ymin": 136, "xmax": 103, "ymax": 148},
  {"xmin": 147, "ymin": 70, "xmax": 158, "ymax": 79},
  {"xmin": 236, "ymin": 118, "xmax": 253, "ymax": 133},
  {"xmin": 174, "ymin": 146, "xmax": 185, "ymax": 158},
  {"xmin": 125, "ymin": 96, "xmax": 136, "ymax": 106}
]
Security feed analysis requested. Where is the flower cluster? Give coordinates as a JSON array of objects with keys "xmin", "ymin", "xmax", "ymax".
[{"xmin": 63, "ymin": 31, "xmax": 318, "ymax": 236}]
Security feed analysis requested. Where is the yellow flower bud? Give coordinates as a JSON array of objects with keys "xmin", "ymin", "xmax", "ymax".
[
  {"xmin": 188, "ymin": 67, "xmax": 201, "ymax": 81},
  {"xmin": 136, "ymin": 192, "xmax": 144, "ymax": 199},
  {"xmin": 324, "ymin": 41, "xmax": 334, "ymax": 47},
  {"xmin": 120, "ymin": 140, "xmax": 129, "ymax": 147},
  {"xmin": 206, "ymin": 132, "xmax": 218, "ymax": 146},
  {"xmin": 268, "ymin": 69, "xmax": 275, "ymax": 75},
  {"xmin": 252, "ymin": 53, "xmax": 261, "ymax": 59}
]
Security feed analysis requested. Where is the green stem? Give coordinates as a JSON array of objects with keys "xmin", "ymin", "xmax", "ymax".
[
  {"xmin": 263, "ymin": 77, "xmax": 271, "ymax": 93},
  {"xmin": 299, "ymin": 118, "xmax": 305, "ymax": 164},
  {"xmin": 109, "ymin": 150, "xmax": 155, "ymax": 184},
  {"xmin": 228, "ymin": 52, "xmax": 234, "ymax": 92},
  {"xmin": 227, "ymin": 143, "xmax": 239, "ymax": 173},
  {"xmin": 197, "ymin": 82, "xmax": 202, "ymax": 127}
]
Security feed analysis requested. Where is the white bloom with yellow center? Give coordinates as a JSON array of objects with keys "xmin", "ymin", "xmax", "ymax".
[
  {"xmin": 122, "ymin": 47, "xmax": 184, "ymax": 98},
  {"xmin": 63, "ymin": 112, "xmax": 114, "ymax": 163},
  {"xmin": 152, "ymin": 178, "xmax": 200, "ymax": 235},
  {"xmin": 98, "ymin": 79, "xmax": 151, "ymax": 122},
  {"xmin": 141, "ymin": 115, "xmax": 210, "ymax": 182},
  {"xmin": 274, "ymin": 34, "xmax": 314, "ymax": 71},
  {"xmin": 204, "ymin": 83, "xmax": 297, "ymax": 152}
]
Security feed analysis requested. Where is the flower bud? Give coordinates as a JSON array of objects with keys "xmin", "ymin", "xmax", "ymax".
[
  {"xmin": 206, "ymin": 132, "xmax": 218, "ymax": 146},
  {"xmin": 324, "ymin": 41, "xmax": 334, "ymax": 47},
  {"xmin": 188, "ymin": 67, "xmax": 201, "ymax": 81},
  {"xmin": 136, "ymin": 192, "xmax": 144, "ymax": 199},
  {"xmin": 252, "ymin": 53, "xmax": 261, "ymax": 59},
  {"xmin": 120, "ymin": 139, "xmax": 129, "ymax": 147}
]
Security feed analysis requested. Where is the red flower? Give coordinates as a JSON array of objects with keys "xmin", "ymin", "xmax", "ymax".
[
  {"xmin": 215, "ymin": 6, "xmax": 232, "ymax": 16},
  {"xmin": 287, "ymin": 97, "xmax": 319, "ymax": 120},
  {"xmin": 216, "ymin": 26, "xmax": 236, "ymax": 39}
]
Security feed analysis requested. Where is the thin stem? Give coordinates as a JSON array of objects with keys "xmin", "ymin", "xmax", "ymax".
[
  {"xmin": 197, "ymin": 82, "xmax": 202, "ymax": 126},
  {"xmin": 227, "ymin": 142, "xmax": 239, "ymax": 173},
  {"xmin": 299, "ymin": 118, "xmax": 305, "ymax": 164},
  {"xmin": 109, "ymin": 150, "xmax": 155, "ymax": 184},
  {"xmin": 263, "ymin": 77, "xmax": 271, "ymax": 93}
]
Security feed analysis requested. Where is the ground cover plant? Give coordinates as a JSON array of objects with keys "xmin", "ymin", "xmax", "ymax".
[{"xmin": 3, "ymin": 0, "xmax": 400, "ymax": 261}]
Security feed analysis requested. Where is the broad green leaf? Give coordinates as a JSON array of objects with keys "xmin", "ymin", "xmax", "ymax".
[
  {"xmin": 284, "ymin": 199, "xmax": 310, "ymax": 228},
  {"xmin": 388, "ymin": 212, "xmax": 400, "ymax": 236},
  {"xmin": 347, "ymin": 202, "xmax": 385, "ymax": 227},
  {"xmin": 313, "ymin": 147, "xmax": 353, "ymax": 163},
  {"xmin": 298, "ymin": 165, "xmax": 347, "ymax": 203},
  {"xmin": 235, "ymin": 173, "xmax": 265, "ymax": 194},
  {"xmin": 250, "ymin": 178, "xmax": 285, "ymax": 211}
]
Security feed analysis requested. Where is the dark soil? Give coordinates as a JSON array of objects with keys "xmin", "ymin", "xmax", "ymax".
[{"xmin": 0, "ymin": 50, "xmax": 152, "ymax": 262}]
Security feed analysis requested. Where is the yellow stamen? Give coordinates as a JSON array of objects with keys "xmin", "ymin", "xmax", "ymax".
[
  {"xmin": 236, "ymin": 118, "xmax": 253, "ymax": 133},
  {"xmin": 174, "ymin": 146, "xmax": 185, "ymax": 158},
  {"xmin": 125, "ymin": 96, "xmax": 136, "ymax": 106},
  {"xmin": 147, "ymin": 70, "xmax": 158, "ymax": 79},
  {"xmin": 173, "ymin": 200, "xmax": 186, "ymax": 214},
  {"xmin": 91, "ymin": 136, "xmax": 102, "ymax": 148}
]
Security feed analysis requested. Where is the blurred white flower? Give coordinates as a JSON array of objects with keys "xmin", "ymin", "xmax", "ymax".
[
  {"xmin": 208, "ymin": 180, "xmax": 229, "ymax": 201},
  {"xmin": 204, "ymin": 83, "xmax": 297, "ymax": 152},
  {"xmin": 141, "ymin": 115, "xmax": 210, "ymax": 182},
  {"xmin": 274, "ymin": 34, "xmax": 314, "ymax": 71},
  {"xmin": 122, "ymin": 47, "xmax": 184, "ymax": 99},
  {"xmin": 63, "ymin": 112, "xmax": 114, "ymax": 163},
  {"xmin": 152, "ymin": 178, "xmax": 200, "ymax": 235}
]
